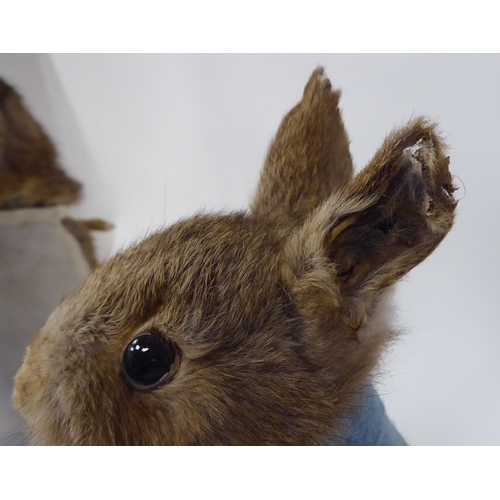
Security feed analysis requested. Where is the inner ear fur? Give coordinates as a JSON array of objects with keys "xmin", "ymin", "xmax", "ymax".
[
  {"xmin": 251, "ymin": 67, "xmax": 353, "ymax": 226},
  {"xmin": 281, "ymin": 117, "xmax": 457, "ymax": 330}
]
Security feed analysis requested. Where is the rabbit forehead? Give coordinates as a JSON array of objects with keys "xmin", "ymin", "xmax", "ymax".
[{"xmin": 58, "ymin": 212, "xmax": 283, "ymax": 346}]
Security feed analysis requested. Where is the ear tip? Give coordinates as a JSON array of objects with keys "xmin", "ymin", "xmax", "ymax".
[
  {"xmin": 305, "ymin": 66, "xmax": 330, "ymax": 90},
  {"xmin": 313, "ymin": 66, "xmax": 326, "ymax": 76},
  {"xmin": 407, "ymin": 115, "xmax": 438, "ymax": 129},
  {"xmin": 303, "ymin": 66, "xmax": 342, "ymax": 103},
  {"xmin": 402, "ymin": 116, "xmax": 447, "ymax": 148}
]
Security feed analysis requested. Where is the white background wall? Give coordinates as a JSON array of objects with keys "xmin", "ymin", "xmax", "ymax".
[{"xmin": 1, "ymin": 53, "xmax": 499, "ymax": 445}]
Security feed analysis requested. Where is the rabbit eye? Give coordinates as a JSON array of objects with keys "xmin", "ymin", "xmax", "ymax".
[{"xmin": 122, "ymin": 332, "xmax": 177, "ymax": 388}]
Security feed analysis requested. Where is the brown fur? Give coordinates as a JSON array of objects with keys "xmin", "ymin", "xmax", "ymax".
[
  {"xmin": 0, "ymin": 78, "xmax": 82, "ymax": 209},
  {"xmin": 12, "ymin": 68, "xmax": 457, "ymax": 445},
  {"xmin": 61, "ymin": 218, "xmax": 114, "ymax": 269}
]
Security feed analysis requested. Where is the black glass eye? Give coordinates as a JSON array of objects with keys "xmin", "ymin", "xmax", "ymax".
[{"xmin": 122, "ymin": 332, "xmax": 177, "ymax": 388}]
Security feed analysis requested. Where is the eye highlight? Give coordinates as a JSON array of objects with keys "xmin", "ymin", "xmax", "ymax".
[{"xmin": 122, "ymin": 332, "xmax": 177, "ymax": 388}]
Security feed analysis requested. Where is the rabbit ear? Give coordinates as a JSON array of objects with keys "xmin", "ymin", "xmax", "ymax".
[
  {"xmin": 250, "ymin": 67, "xmax": 353, "ymax": 225},
  {"xmin": 281, "ymin": 118, "xmax": 457, "ymax": 331}
]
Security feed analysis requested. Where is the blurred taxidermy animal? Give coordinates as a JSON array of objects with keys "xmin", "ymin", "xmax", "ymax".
[{"xmin": 0, "ymin": 78, "xmax": 111, "ymax": 268}]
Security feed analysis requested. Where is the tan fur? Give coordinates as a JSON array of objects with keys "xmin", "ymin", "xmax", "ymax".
[
  {"xmin": 251, "ymin": 68, "xmax": 353, "ymax": 226},
  {"xmin": 61, "ymin": 218, "xmax": 114, "ymax": 269},
  {"xmin": 0, "ymin": 78, "xmax": 82, "ymax": 209},
  {"xmin": 12, "ymin": 68, "xmax": 457, "ymax": 445}
]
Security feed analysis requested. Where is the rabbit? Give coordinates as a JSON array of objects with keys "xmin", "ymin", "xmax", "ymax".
[{"xmin": 12, "ymin": 67, "xmax": 458, "ymax": 445}]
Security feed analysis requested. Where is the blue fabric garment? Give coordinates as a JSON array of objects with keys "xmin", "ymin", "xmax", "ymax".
[{"xmin": 324, "ymin": 385, "xmax": 408, "ymax": 446}]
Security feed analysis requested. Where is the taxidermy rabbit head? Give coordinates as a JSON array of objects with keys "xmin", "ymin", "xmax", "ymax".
[{"xmin": 13, "ymin": 68, "xmax": 457, "ymax": 445}]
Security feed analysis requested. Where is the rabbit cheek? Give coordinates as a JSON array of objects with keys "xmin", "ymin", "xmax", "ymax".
[
  {"xmin": 12, "ymin": 340, "xmax": 44, "ymax": 421},
  {"xmin": 12, "ymin": 333, "xmax": 63, "ymax": 444}
]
